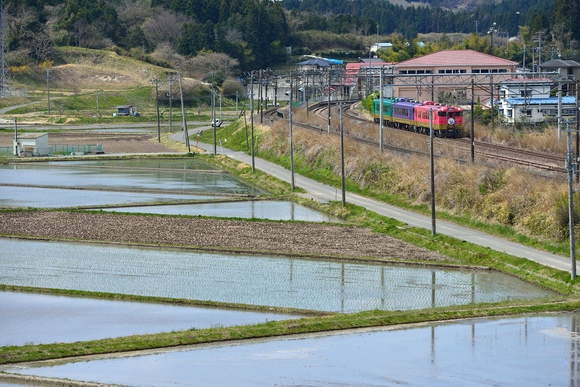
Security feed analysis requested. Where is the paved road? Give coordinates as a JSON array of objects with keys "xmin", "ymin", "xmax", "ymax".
[{"xmin": 189, "ymin": 136, "xmax": 578, "ymax": 274}]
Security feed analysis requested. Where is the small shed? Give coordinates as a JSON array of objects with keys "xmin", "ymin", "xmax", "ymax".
[
  {"xmin": 14, "ymin": 133, "xmax": 49, "ymax": 156},
  {"xmin": 114, "ymin": 105, "xmax": 138, "ymax": 116}
]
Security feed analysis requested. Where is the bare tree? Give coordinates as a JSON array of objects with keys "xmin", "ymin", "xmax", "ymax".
[
  {"xmin": 150, "ymin": 42, "xmax": 187, "ymax": 69},
  {"xmin": 142, "ymin": 9, "xmax": 189, "ymax": 47},
  {"xmin": 185, "ymin": 52, "xmax": 239, "ymax": 84},
  {"xmin": 27, "ymin": 32, "xmax": 54, "ymax": 63}
]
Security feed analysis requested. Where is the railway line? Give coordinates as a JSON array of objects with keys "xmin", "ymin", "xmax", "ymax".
[{"xmin": 268, "ymin": 101, "xmax": 567, "ymax": 176}]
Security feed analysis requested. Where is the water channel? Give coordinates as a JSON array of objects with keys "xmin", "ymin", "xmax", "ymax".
[
  {"xmin": 0, "ymin": 238, "xmax": 554, "ymax": 313},
  {"xmin": 2, "ymin": 313, "xmax": 579, "ymax": 386}
]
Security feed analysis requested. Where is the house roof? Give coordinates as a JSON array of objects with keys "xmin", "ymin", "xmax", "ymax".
[
  {"xmin": 540, "ymin": 59, "xmax": 580, "ymax": 69},
  {"xmin": 18, "ymin": 133, "xmax": 48, "ymax": 139},
  {"xmin": 500, "ymin": 77, "xmax": 553, "ymax": 84},
  {"xmin": 503, "ymin": 96, "xmax": 576, "ymax": 105},
  {"xmin": 396, "ymin": 50, "xmax": 518, "ymax": 67},
  {"xmin": 298, "ymin": 58, "xmax": 331, "ymax": 67}
]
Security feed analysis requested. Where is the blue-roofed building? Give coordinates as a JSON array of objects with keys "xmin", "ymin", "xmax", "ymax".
[
  {"xmin": 498, "ymin": 96, "xmax": 576, "ymax": 124},
  {"xmin": 497, "ymin": 77, "xmax": 576, "ymax": 124}
]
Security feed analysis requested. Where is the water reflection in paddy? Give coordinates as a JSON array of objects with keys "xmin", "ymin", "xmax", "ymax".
[
  {"xmin": 3, "ymin": 314, "xmax": 579, "ymax": 386},
  {"xmin": 104, "ymin": 200, "xmax": 337, "ymax": 221},
  {"xmin": 1, "ymin": 291, "xmax": 298, "ymax": 347},
  {"xmin": 0, "ymin": 186, "xmax": 225, "ymax": 208},
  {"xmin": 0, "ymin": 238, "xmax": 554, "ymax": 313},
  {"xmin": 0, "ymin": 160, "xmax": 261, "ymax": 195}
]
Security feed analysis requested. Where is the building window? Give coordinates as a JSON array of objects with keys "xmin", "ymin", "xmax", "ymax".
[{"xmin": 506, "ymin": 109, "xmax": 512, "ymax": 117}]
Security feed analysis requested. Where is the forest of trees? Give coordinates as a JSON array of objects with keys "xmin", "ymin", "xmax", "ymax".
[{"xmin": 3, "ymin": 0, "xmax": 579, "ymax": 79}]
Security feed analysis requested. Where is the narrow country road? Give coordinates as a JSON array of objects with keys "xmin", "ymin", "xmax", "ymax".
[{"xmin": 191, "ymin": 137, "xmax": 578, "ymax": 274}]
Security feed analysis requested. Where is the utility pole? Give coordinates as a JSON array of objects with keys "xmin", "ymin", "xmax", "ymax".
[
  {"xmin": 250, "ymin": 71, "xmax": 255, "ymax": 171},
  {"xmin": 429, "ymin": 108, "xmax": 436, "ymax": 236},
  {"xmin": 168, "ymin": 74, "xmax": 176, "ymax": 132},
  {"xmin": 96, "ymin": 89, "xmax": 99, "ymax": 116},
  {"xmin": 178, "ymin": 73, "xmax": 190, "ymax": 153},
  {"xmin": 13, "ymin": 117, "xmax": 17, "ymax": 156},
  {"xmin": 327, "ymin": 70, "xmax": 331, "ymax": 133},
  {"xmin": 0, "ymin": 0, "xmax": 8, "ymax": 97},
  {"xmin": 289, "ymin": 71, "xmax": 295, "ymax": 190},
  {"xmin": 213, "ymin": 88, "xmax": 217, "ymax": 156},
  {"xmin": 565, "ymin": 121, "xmax": 579, "ymax": 280},
  {"xmin": 340, "ymin": 102, "xmax": 345, "ymax": 207},
  {"xmin": 558, "ymin": 72, "xmax": 563, "ymax": 141},
  {"xmin": 46, "ymin": 68, "xmax": 51, "ymax": 115},
  {"xmin": 379, "ymin": 66, "xmax": 383, "ymax": 153},
  {"xmin": 471, "ymin": 79, "xmax": 475, "ymax": 162},
  {"xmin": 153, "ymin": 79, "xmax": 161, "ymax": 143}
]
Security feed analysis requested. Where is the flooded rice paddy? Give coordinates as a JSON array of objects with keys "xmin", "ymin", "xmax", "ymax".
[
  {"xmin": 1, "ymin": 291, "xmax": 298, "ymax": 347},
  {"xmin": 102, "ymin": 200, "xmax": 337, "ymax": 221},
  {"xmin": 0, "ymin": 159, "xmax": 335, "ymax": 221},
  {"xmin": 2, "ymin": 313, "xmax": 579, "ymax": 386},
  {"xmin": 0, "ymin": 238, "xmax": 554, "ymax": 313},
  {"xmin": 0, "ymin": 159, "xmax": 259, "ymax": 195}
]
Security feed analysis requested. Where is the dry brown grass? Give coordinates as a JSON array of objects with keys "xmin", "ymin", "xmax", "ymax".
[{"xmin": 262, "ymin": 114, "xmax": 573, "ymax": 241}]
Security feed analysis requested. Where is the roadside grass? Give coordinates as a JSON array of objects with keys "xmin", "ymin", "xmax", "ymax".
[{"xmin": 0, "ymin": 296, "xmax": 577, "ymax": 365}]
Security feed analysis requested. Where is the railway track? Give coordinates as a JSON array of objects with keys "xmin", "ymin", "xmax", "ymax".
[{"xmin": 285, "ymin": 101, "xmax": 568, "ymax": 175}]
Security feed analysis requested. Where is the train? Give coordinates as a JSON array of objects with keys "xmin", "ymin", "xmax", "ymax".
[{"xmin": 372, "ymin": 98, "xmax": 463, "ymax": 138}]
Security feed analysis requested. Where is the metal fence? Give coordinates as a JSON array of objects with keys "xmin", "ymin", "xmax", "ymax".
[
  {"xmin": 50, "ymin": 144, "xmax": 103, "ymax": 155},
  {"xmin": 0, "ymin": 144, "xmax": 103, "ymax": 156}
]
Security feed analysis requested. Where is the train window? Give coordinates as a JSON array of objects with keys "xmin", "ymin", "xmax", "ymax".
[
  {"xmin": 438, "ymin": 111, "xmax": 446, "ymax": 116},
  {"xmin": 455, "ymin": 111, "xmax": 463, "ymax": 116}
]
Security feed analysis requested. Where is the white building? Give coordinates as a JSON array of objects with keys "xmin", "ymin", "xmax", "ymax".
[
  {"xmin": 14, "ymin": 133, "xmax": 50, "ymax": 156},
  {"xmin": 497, "ymin": 77, "xmax": 577, "ymax": 124}
]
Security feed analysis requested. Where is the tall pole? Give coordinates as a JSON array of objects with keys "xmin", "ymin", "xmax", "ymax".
[
  {"xmin": 178, "ymin": 73, "xmax": 190, "ymax": 153},
  {"xmin": 259, "ymin": 69, "xmax": 263, "ymax": 124},
  {"xmin": 250, "ymin": 72, "xmax": 255, "ymax": 171},
  {"xmin": 168, "ymin": 74, "xmax": 175, "ymax": 133},
  {"xmin": 471, "ymin": 79, "xmax": 475, "ymax": 162},
  {"xmin": 46, "ymin": 68, "xmax": 51, "ymax": 115},
  {"xmin": 96, "ymin": 89, "xmax": 99, "ymax": 116},
  {"xmin": 430, "ymin": 108, "xmax": 436, "ymax": 237},
  {"xmin": 213, "ymin": 88, "xmax": 217, "ymax": 156},
  {"xmin": 289, "ymin": 71, "xmax": 295, "ymax": 190},
  {"xmin": 13, "ymin": 117, "xmax": 17, "ymax": 156},
  {"xmin": 490, "ymin": 74, "xmax": 494, "ymax": 128},
  {"xmin": 566, "ymin": 122, "xmax": 577, "ymax": 280},
  {"xmin": 340, "ymin": 102, "xmax": 345, "ymax": 207},
  {"xmin": 558, "ymin": 72, "xmax": 563, "ymax": 141},
  {"xmin": 0, "ymin": 0, "xmax": 8, "ymax": 97},
  {"xmin": 327, "ymin": 70, "xmax": 331, "ymax": 133},
  {"xmin": 379, "ymin": 66, "xmax": 384, "ymax": 153},
  {"xmin": 576, "ymin": 79, "xmax": 580, "ymax": 174}
]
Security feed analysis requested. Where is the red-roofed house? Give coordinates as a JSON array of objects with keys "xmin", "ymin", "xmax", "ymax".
[{"xmin": 393, "ymin": 50, "xmax": 518, "ymax": 103}]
